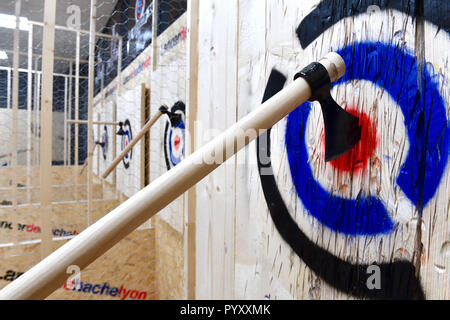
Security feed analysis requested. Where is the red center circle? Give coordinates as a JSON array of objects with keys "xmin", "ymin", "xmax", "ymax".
[
  {"xmin": 324, "ymin": 107, "xmax": 378, "ymax": 173},
  {"xmin": 174, "ymin": 135, "xmax": 181, "ymax": 151}
]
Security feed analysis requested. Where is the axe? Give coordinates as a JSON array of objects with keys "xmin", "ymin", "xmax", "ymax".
[
  {"xmin": 294, "ymin": 55, "xmax": 361, "ymax": 161},
  {"xmin": 0, "ymin": 52, "xmax": 361, "ymax": 300}
]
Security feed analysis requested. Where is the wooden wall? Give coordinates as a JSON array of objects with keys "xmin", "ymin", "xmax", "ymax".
[{"xmin": 193, "ymin": 0, "xmax": 449, "ymax": 300}]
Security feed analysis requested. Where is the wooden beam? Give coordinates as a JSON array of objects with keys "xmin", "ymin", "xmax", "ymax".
[
  {"xmin": 26, "ymin": 21, "xmax": 33, "ymax": 203},
  {"xmin": 185, "ymin": 0, "xmax": 199, "ymax": 300},
  {"xmin": 140, "ymin": 83, "xmax": 146, "ymax": 189},
  {"xmin": 112, "ymin": 99, "xmax": 117, "ymax": 188},
  {"xmin": 39, "ymin": 0, "xmax": 57, "ymax": 259},
  {"xmin": 67, "ymin": 62, "xmax": 73, "ymax": 165},
  {"xmin": 87, "ymin": 0, "xmax": 97, "ymax": 227},
  {"xmin": 67, "ymin": 120, "xmax": 120, "ymax": 126},
  {"xmin": 11, "ymin": 0, "xmax": 21, "ymax": 208},
  {"xmin": 11, "ymin": 0, "xmax": 21, "ymax": 254}
]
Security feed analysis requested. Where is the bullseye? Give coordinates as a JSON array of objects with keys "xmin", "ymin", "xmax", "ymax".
[
  {"xmin": 174, "ymin": 135, "xmax": 181, "ymax": 151},
  {"xmin": 327, "ymin": 108, "xmax": 377, "ymax": 173}
]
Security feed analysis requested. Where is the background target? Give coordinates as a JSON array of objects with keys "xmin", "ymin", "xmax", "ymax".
[
  {"xmin": 163, "ymin": 101, "xmax": 186, "ymax": 171},
  {"xmin": 121, "ymin": 119, "xmax": 133, "ymax": 169}
]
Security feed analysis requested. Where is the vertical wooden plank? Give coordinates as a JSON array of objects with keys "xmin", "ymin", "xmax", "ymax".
[
  {"xmin": 35, "ymin": 65, "xmax": 41, "ymax": 165},
  {"xmin": 33, "ymin": 57, "xmax": 39, "ymax": 165},
  {"xmin": 11, "ymin": 0, "xmax": 21, "ymax": 210},
  {"xmin": 140, "ymin": 83, "xmax": 146, "ymax": 189},
  {"xmin": 419, "ymin": 3, "xmax": 450, "ymax": 299},
  {"xmin": 64, "ymin": 76, "xmax": 68, "ymax": 166},
  {"xmin": 196, "ymin": 0, "xmax": 238, "ymax": 299},
  {"xmin": 185, "ymin": 0, "xmax": 199, "ymax": 300},
  {"xmin": 9, "ymin": 0, "xmax": 22, "ymax": 255},
  {"xmin": 87, "ymin": 0, "xmax": 97, "ymax": 226},
  {"xmin": 39, "ymin": 0, "xmax": 57, "ymax": 259},
  {"xmin": 7, "ymin": 69, "xmax": 11, "ymax": 110},
  {"xmin": 112, "ymin": 99, "xmax": 117, "ymax": 189},
  {"xmin": 73, "ymin": 31, "xmax": 81, "ymax": 203},
  {"xmin": 67, "ymin": 62, "xmax": 73, "ymax": 165},
  {"xmin": 144, "ymin": 87, "xmax": 150, "ymax": 187},
  {"xmin": 27, "ymin": 23, "xmax": 33, "ymax": 197},
  {"xmin": 74, "ymin": 31, "xmax": 80, "ymax": 167}
]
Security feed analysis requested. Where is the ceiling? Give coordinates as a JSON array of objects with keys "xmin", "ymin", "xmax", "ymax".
[{"xmin": 0, "ymin": 0, "xmax": 119, "ymax": 73}]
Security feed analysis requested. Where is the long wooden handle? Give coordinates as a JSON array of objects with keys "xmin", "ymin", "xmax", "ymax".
[
  {"xmin": 102, "ymin": 107, "xmax": 167, "ymax": 179},
  {"xmin": 0, "ymin": 53, "xmax": 345, "ymax": 300}
]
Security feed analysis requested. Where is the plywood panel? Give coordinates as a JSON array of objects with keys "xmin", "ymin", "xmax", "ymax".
[{"xmin": 154, "ymin": 217, "xmax": 184, "ymax": 299}]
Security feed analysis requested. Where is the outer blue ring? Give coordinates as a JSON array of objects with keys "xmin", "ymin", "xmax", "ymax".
[
  {"xmin": 285, "ymin": 42, "xmax": 449, "ymax": 235},
  {"xmin": 168, "ymin": 121, "xmax": 185, "ymax": 167}
]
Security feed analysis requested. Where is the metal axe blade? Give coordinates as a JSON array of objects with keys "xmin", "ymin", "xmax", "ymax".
[
  {"xmin": 296, "ymin": 53, "xmax": 362, "ymax": 162},
  {"xmin": 319, "ymin": 95, "xmax": 361, "ymax": 162}
]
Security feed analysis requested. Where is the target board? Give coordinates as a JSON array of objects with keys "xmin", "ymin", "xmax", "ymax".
[
  {"xmin": 163, "ymin": 101, "xmax": 186, "ymax": 171},
  {"xmin": 255, "ymin": 1, "xmax": 449, "ymax": 300},
  {"xmin": 121, "ymin": 119, "xmax": 133, "ymax": 169}
]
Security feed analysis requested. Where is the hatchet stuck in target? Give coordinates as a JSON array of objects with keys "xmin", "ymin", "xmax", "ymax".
[{"xmin": 295, "ymin": 52, "xmax": 361, "ymax": 161}]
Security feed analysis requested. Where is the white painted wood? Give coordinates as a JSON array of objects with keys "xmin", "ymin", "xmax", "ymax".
[
  {"xmin": 184, "ymin": 0, "xmax": 199, "ymax": 300},
  {"xmin": 419, "ymin": 19, "xmax": 450, "ymax": 300}
]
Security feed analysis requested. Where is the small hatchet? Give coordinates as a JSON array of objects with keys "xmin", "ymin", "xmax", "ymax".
[{"xmin": 294, "ymin": 53, "xmax": 361, "ymax": 161}]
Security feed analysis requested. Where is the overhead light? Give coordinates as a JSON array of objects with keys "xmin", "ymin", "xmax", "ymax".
[
  {"xmin": 0, "ymin": 13, "xmax": 30, "ymax": 31},
  {"xmin": 0, "ymin": 51, "xmax": 7, "ymax": 60}
]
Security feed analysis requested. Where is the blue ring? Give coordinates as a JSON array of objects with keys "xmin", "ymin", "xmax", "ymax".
[{"xmin": 285, "ymin": 42, "xmax": 449, "ymax": 236}]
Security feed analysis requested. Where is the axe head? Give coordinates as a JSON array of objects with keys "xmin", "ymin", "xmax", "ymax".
[
  {"xmin": 116, "ymin": 122, "xmax": 126, "ymax": 136},
  {"xmin": 319, "ymin": 95, "xmax": 361, "ymax": 162},
  {"xmin": 295, "ymin": 53, "xmax": 361, "ymax": 162},
  {"xmin": 159, "ymin": 105, "xmax": 183, "ymax": 127}
]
